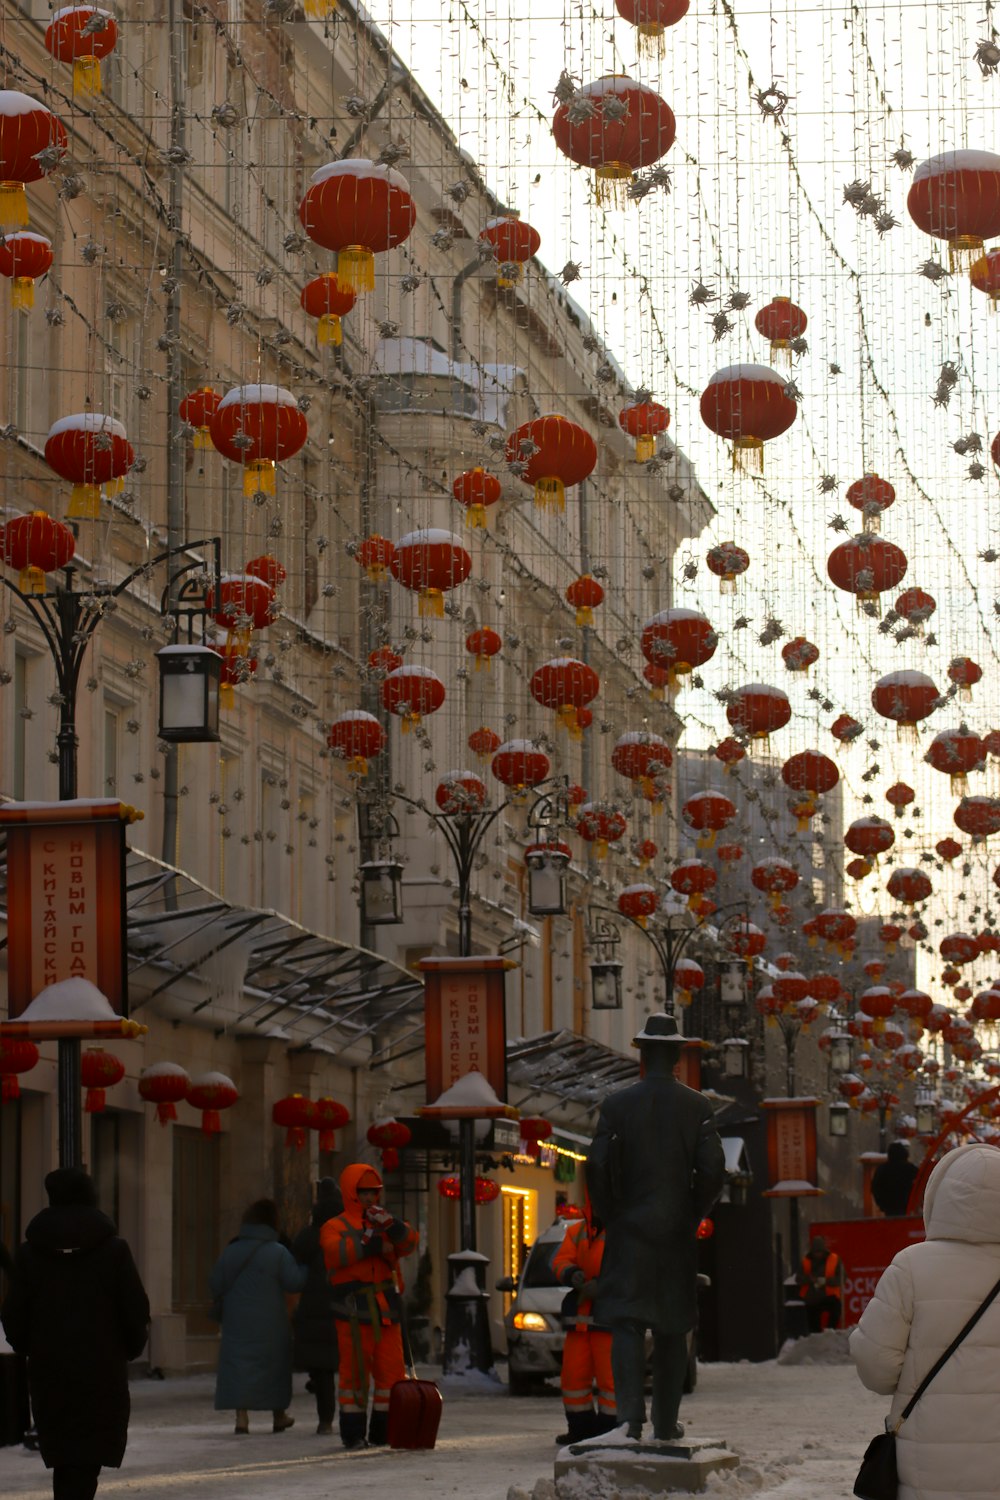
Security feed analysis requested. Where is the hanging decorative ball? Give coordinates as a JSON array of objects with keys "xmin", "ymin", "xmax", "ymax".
[
  {"xmin": 209, "ymin": 385, "xmax": 308, "ymax": 498},
  {"xmin": 465, "ymin": 627, "xmax": 502, "ymax": 670},
  {"xmin": 300, "ymin": 272, "xmax": 357, "ymax": 345},
  {"xmin": 936, "ymin": 836, "xmax": 963, "ymax": 863},
  {"xmin": 681, "ymin": 790, "xmax": 736, "ymax": 849},
  {"xmin": 138, "ymin": 1061, "xmax": 190, "ymax": 1125},
  {"xmin": 0, "ymin": 1037, "xmax": 39, "ymax": 1102},
  {"xmin": 614, "ymin": 0, "xmax": 688, "ymax": 56},
  {"xmin": 505, "ymin": 415, "xmax": 597, "ymax": 510},
  {"xmin": 566, "ymin": 574, "xmax": 605, "ymax": 627},
  {"xmin": 925, "ymin": 727, "xmax": 984, "ymax": 792},
  {"xmin": 478, "ymin": 213, "xmax": 541, "ymax": 286},
  {"xmin": 0, "ymin": 92, "xmax": 68, "ymax": 227},
  {"xmin": 474, "ymin": 1176, "xmax": 501, "ymax": 1205},
  {"xmin": 781, "ymin": 637, "xmax": 819, "ymax": 673},
  {"xmin": 827, "ymin": 536, "xmax": 908, "ymax": 607},
  {"xmin": 435, "ymin": 770, "xmax": 487, "ymax": 814},
  {"xmin": 186, "ymin": 1072, "xmax": 239, "ymax": 1136},
  {"xmin": 726, "ymin": 683, "xmax": 791, "ymax": 741},
  {"xmin": 314, "ymin": 1096, "xmax": 350, "ymax": 1153},
  {"xmin": 437, "ymin": 1175, "xmax": 462, "ymax": 1200},
  {"xmin": 948, "ymin": 657, "xmax": 982, "ymax": 699},
  {"xmin": 618, "ymin": 883, "xmax": 659, "ymax": 926},
  {"xmin": 0, "ymin": 231, "xmax": 52, "ymax": 311},
  {"xmin": 390, "ymin": 529, "xmax": 472, "ymax": 617},
  {"xmin": 45, "ymin": 7, "xmax": 117, "ymax": 96},
  {"xmin": 699, "ymin": 364, "xmax": 797, "ymax": 471},
  {"xmin": 327, "ymin": 711, "xmax": 386, "ymax": 775},
  {"xmin": 713, "ymin": 737, "xmax": 746, "ymax": 773},
  {"xmin": 831, "ymin": 713, "xmax": 864, "ymax": 746},
  {"xmin": 575, "ymin": 802, "xmax": 627, "ymax": 858},
  {"xmin": 299, "ymin": 159, "xmax": 416, "ymax": 293},
  {"xmin": 381, "ymin": 665, "xmax": 446, "ymax": 732},
  {"xmin": 530, "ymin": 658, "xmax": 600, "ymax": 738},
  {"xmin": 468, "ymin": 726, "xmax": 502, "ymax": 761},
  {"xmin": 551, "ymin": 75, "xmax": 676, "ymax": 205},
  {"xmin": 871, "ymin": 671, "xmax": 939, "ymax": 732},
  {"xmin": 619, "ymin": 397, "xmax": 670, "ymax": 460},
  {"xmin": 273, "ymin": 1094, "xmax": 318, "ymax": 1151},
  {"xmin": 491, "ymin": 739, "xmax": 550, "ymax": 791},
  {"xmin": 886, "ymin": 868, "xmax": 933, "ymax": 907},
  {"xmin": 895, "ymin": 587, "xmax": 936, "ymax": 630},
  {"xmin": 907, "ymin": 150, "xmax": 1000, "ymax": 269},
  {"xmin": 706, "ymin": 542, "xmax": 750, "ymax": 594},
  {"xmin": 885, "ymin": 782, "xmax": 915, "ymax": 816},
  {"xmin": 452, "ymin": 468, "xmax": 502, "ymax": 529},
  {"xmin": 1, "ymin": 511, "xmax": 74, "ymax": 594},
  {"xmin": 754, "ymin": 297, "xmax": 807, "ymax": 362},
  {"xmin": 955, "ymin": 795, "xmax": 1000, "ymax": 840},
  {"xmin": 45, "ymin": 413, "xmax": 134, "ymax": 519},
  {"xmin": 80, "ymin": 1047, "xmax": 124, "ymax": 1114},
  {"xmin": 641, "ymin": 608, "xmax": 717, "ymax": 686},
  {"xmin": 969, "ymin": 248, "xmax": 1000, "ymax": 305},
  {"xmin": 179, "ymin": 386, "xmax": 221, "ymax": 449},
  {"xmin": 354, "ymin": 535, "xmax": 396, "ymax": 582},
  {"xmin": 367, "ymin": 1118, "xmax": 412, "ymax": 1173},
  {"xmin": 519, "ymin": 1116, "xmax": 553, "ymax": 1158},
  {"xmin": 846, "ymin": 473, "xmax": 895, "ymax": 532},
  {"xmin": 845, "ymin": 816, "xmax": 895, "ymax": 860}
]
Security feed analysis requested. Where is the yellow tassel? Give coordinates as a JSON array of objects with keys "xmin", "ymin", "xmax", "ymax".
[
  {"xmin": 768, "ymin": 340, "xmax": 793, "ymax": 367},
  {"xmin": 534, "ymin": 476, "xmax": 565, "ymax": 510},
  {"xmin": 349, "ymin": 755, "xmax": 369, "ymax": 776},
  {"xmin": 595, "ymin": 840, "xmax": 608, "ymax": 859},
  {"xmin": 72, "ymin": 55, "xmax": 103, "ymax": 96},
  {"xmin": 243, "ymin": 459, "xmax": 276, "ymax": 497},
  {"xmin": 668, "ymin": 663, "xmax": 692, "ymax": 691},
  {"xmin": 365, "ymin": 564, "xmax": 388, "ymax": 582},
  {"xmin": 687, "ymin": 894, "xmax": 703, "ymax": 913},
  {"xmin": 19, "ymin": 565, "xmax": 46, "ymax": 594},
  {"xmin": 949, "ymin": 235, "xmax": 984, "ymax": 272},
  {"xmin": 418, "ymin": 588, "xmax": 445, "ymax": 618},
  {"xmin": 193, "ymin": 426, "xmax": 213, "ymax": 449},
  {"xmin": 636, "ymin": 22, "xmax": 666, "ymax": 57},
  {"xmin": 593, "ymin": 162, "xmax": 634, "ymax": 208},
  {"xmin": 473, "ymin": 655, "xmax": 491, "ymax": 673},
  {"xmin": 303, "ymin": 0, "xmax": 336, "ymax": 14},
  {"xmin": 11, "ymin": 277, "xmax": 34, "ymax": 312},
  {"xmin": 575, "ymin": 605, "xmax": 593, "ymax": 627},
  {"xmin": 0, "ymin": 182, "xmax": 28, "ymax": 228},
  {"xmin": 677, "ymin": 987, "xmax": 692, "ymax": 1007},
  {"xmin": 337, "ymin": 245, "xmax": 375, "ymax": 294},
  {"xmin": 220, "ymin": 683, "xmax": 235, "ymax": 709},
  {"xmin": 861, "ymin": 512, "xmax": 881, "ymax": 533},
  {"xmin": 66, "ymin": 483, "xmax": 101, "ymax": 519},
  {"xmin": 318, "ymin": 313, "xmax": 342, "ymax": 346},
  {"xmin": 648, "ymin": 683, "xmax": 664, "ymax": 701},
  {"xmin": 496, "ymin": 264, "xmax": 524, "ymax": 289},
  {"xmin": 556, "ymin": 704, "xmax": 582, "ymax": 739},
  {"xmin": 732, "ymin": 437, "xmax": 764, "ymax": 473},
  {"xmin": 951, "ymin": 773, "xmax": 968, "ymax": 795},
  {"xmin": 719, "ymin": 575, "xmax": 736, "ymax": 595},
  {"xmin": 634, "ymin": 434, "xmax": 656, "ymax": 461},
  {"xmin": 696, "ymin": 829, "xmax": 717, "ymax": 850},
  {"xmin": 464, "ymin": 505, "xmax": 486, "ymax": 529},
  {"xmin": 399, "ymin": 711, "xmax": 420, "ymax": 735}
]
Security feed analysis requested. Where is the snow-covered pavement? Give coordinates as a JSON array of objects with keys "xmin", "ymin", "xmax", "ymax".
[{"xmin": 0, "ymin": 1348, "xmax": 883, "ymax": 1498}]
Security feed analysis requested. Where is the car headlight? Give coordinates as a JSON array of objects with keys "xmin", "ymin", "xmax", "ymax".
[{"xmin": 512, "ymin": 1311, "xmax": 551, "ymax": 1332}]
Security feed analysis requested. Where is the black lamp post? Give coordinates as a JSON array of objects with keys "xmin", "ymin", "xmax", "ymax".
[
  {"xmin": 0, "ymin": 538, "xmax": 222, "ymax": 1168},
  {"xmin": 587, "ymin": 897, "xmax": 750, "ymax": 1017}
]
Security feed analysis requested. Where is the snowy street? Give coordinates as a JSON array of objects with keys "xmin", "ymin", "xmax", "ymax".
[{"xmin": 0, "ymin": 1349, "xmax": 882, "ymax": 1499}]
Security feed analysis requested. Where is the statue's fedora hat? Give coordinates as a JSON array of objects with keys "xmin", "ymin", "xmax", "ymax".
[{"xmin": 632, "ymin": 1012, "xmax": 682, "ymax": 1046}]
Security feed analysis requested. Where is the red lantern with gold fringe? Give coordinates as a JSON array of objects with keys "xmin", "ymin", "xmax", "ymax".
[
  {"xmin": 367, "ymin": 1118, "xmax": 412, "ymax": 1172},
  {"xmin": 314, "ymin": 1097, "xmax": 351, "ymax": 1153},
  {"xmin": 138, "ymin": 1062, "xmax": 190, "ymax": 1126},
  {"xmin": 551, "ymin": 76, "xmax": 675, "ymax": 204},
  {"xmin": 0, "ymin": 92, "xmax": 68, "ymax": 226},
  {"xmin": 300, "ymin": 272, "xmax": 357, "ymax": 346},
  {"xmin": 453, "ymin": 468, "xmax": 502, "ymax": 529},
  {"xmin": 0, "ymin": 230, "xmax": 52, "ymax": 310},
  {"xmin": 2, "ymin": 511, "xmax": 75, "ymax": 594},
  {"xmin": 178, "ymin": 386, "xmax": 220, "ymax": 449},
  {"xmin": 381, "ymin": 666, "xmax": 446, "ymax": 731},
  {"xmin": 1, "ymin": 1037, "xmax": 39, "ymax": 1102},
  {"xmin": 80, "ymin": 1047, "xmax": 124, "ymax": 1114},
  {"xmin": 700, "ymin": 364, "xmax": 796, "ymax": 471},
  {"xmin": 505, "ymin": 415, "xmax": 597, "ymax": 510},
  {"xmin": 209, "ymin": 385, "xmax": 307, "ymax": 499},
  {"xmin": 186, "ymin": 1072, "xmax": 238, "ymax": 1136},
  {"xmin": 847, "ymin": 473, "xmax": 895, "ymax": 532},
  {"xmin": 327, "ymin": 711, "xmax": 385, "ymax": 775},
  {"xmin": 45, "ymin": 7, "xmax": 118, "ymax": 96},
  {"xmin": 299, "ymin": 159, "xmax": 416, "ymax": 293},
  {"xmin": 390, "ymin": 529, "xmax": 472, "ymax": 617},
  {"xmin": 618, "ymin": 397, "xmax": 671, "ymax": 459},
  {"xmin": 273, "ymin": 1094, "xmax": 317, "ymax": 1151}
]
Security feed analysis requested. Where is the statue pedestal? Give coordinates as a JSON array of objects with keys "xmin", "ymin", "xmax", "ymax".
[{"xmin": 554, "ymin": 1434, "xmax": 740, "ymax": 1494}]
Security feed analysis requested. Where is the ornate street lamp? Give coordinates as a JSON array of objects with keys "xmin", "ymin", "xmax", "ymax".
[
  {"xmin": 915, "ymin": 1092, "xmax": 937, "ymax": 1136},
  {"xmin": 359, "ymin": 858, "xmax": 404, "ymax": 926},
  {"xmin": 590, "ymin": 956, "xmax": 624, "ymax": 1011},
  {"xmin": 721, "ymin": 1037, "xmax": 750, "ymax": 1078},
  {"xmin": 829, "ymin": 1030, "xmax": 853, "ymax": 1075},
  {"xmin": 156, "ymin": 644, "xmax": 221, "ymax": 742},
  {"xmin": 525, "ymin": 841, "xmax": 569, "ymax": 917},
  {"xmin": 829, "ymin": 1100, "xmax": 851, "ymax": 1137}
]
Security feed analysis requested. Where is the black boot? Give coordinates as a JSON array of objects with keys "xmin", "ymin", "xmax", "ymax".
[
  {"xmin": 367, "ymin": 1411, "xmax": 388, "ymax": 1447},
  {"xmin": 593, "ymin": 1411, "xmax": 619, "ymax": 1436},
  {"xmin": 555, "ymin": 1409, "xmax": 596, "ymax": 1446},
  {"xmin": 339, "ymin": 1412, "xmax": 367, "ymax": 1451}
]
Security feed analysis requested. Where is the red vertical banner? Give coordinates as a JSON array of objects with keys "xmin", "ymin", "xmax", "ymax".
[
  {"xmin": 675, "ymin": 1039, "xmax": 703, "ymax": 1091},
  {"xmin": 761, "ymin": 1098, "xmax": 823, "ymax": 1197},
  {"xmin": 421, "ymin": 956, "xmax": 510, "ymax": 1104},
  {"xmin": 0, "ymin": 801, "xmax": 135, "ymax": 1018}
]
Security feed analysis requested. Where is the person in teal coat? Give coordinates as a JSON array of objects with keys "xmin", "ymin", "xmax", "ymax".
[{"xmin": 209, "ymin": 1199, "xmax": 307, "ymax": 1435}]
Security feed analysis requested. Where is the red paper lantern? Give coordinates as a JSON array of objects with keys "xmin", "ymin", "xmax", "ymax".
[
  {"xmin": 716, "ymin": 842, "xmax": 744, "ymax": 865},
  {"xmin": 45, "ymin": 6, "xmax": 117, "ymax": 95},
  {"xmin": 907, "ymin": 150, "xmax": 1000, "ymax": 266},
  {"xmin": 209, "ymin": 385, "xmax": 308, "ymax": 498},
  {"xmin": 519, "ymin": 1116, "xmax": 553, "ymax": 1158},
  {"xmin": 670, "ymin": 858, "xmax": 717, "ymax": 909},
  {"xmin": 551, "ymin": 75, "xmax": 675, "ymax": 203},
  {"xmin": 474, "ymin": 1176, "xmax": 501, "ymax": 1205},
  {"xmin": 925, "ymin": 727, "xmax": 984, "ymax": 791},
  {"xmin": 936, "ymin": 836, "xmax": 963, "ymax": 863},
  {"xmin": 728, "ymin": 919, "xmax": 766, "ymax": 962},
  {"xmin": 327, "ymin": 711, "xmax": 386, "ymax": 774},
  {"xmin": 478, "ymin": 214, "xmax": 541, "ymax": 286},
  {"xmin": 245, "ymin": 555, "xmax": 287, "ymax": 591},
  {"xmin": 895, "ymin": 587, "xmax": 936, "ymax": 629},
  {"xmin": 700, "ymin": 364, "xmax": 797, "ymax": 471},
  {"xmin": 530, "ymin": 658, "xmax": 600, "ymax": 737},
  {"xmin": 491, "ymin": 739, "xmax": 550, "ymax": 791},
  {"xmin": 782, "ymin": 751, "xmax": 839, "ymax": 796},
  {"xmin": 0, "ymin": 91, "xmax": 67, "ymax": 226},
  {"xmin": 828, "ymin": 536, "xmax": 908, "ymax": 605},
  {"xmin": 368, "ymin": 646, "xmax": 403, "ymax": 676},
  {"xmin": 314, "ymin": 1096, "xmax": 351, "ymax": 1153},
  {"xmin": 872, "ymin": 671, "xmax": 939, "ymax": 730},
  {"xmin": 390, "ymin": 529, "xmax": 472, "ymax": 616},
  {"xmin": 505, "ymin": 415, "xmax": 597, "ymax": 510},
  {"xmin": 885, "ymin": 782, "xmax": 915, "ymax": 815},
  {"xmin": 367, "ymin": 1117, "xmax": 412, "ymax": 1172},
  {"xmin": 970, "ymin": 249, "xmax": 1000, "ymax": 304},
  {"xmin": 566, "ymin": 574, "xmax": 605, "ymax": 627},
  {"xmin": 682, "ymin": 790, "xmax": 736, "ymax": 848},
  {"xmin": 754, "ymin": 297, "xmax": 807, "ymax": 359},
  {"xmin": 886, "ymin": 868, "xmax": 933, "ymax": 907},
  {"xmin": 206, "ymin": 574, "xmax": 277, "ymax": 657},
  {"xmin": 186, "ymin": 1072, "xmax": 238, "ymax": 1136},
  {"xmin": 466, "ymin": 627, "xmax": 502, "ymax": 669},
  {"xmin": 846, "ymin": 473, "xmax": 895, "ymax": 532},
  {"xmin": 814, "ymin": 909, "xmax": 857, "ymax": 947},
  {"xmin": 0, "ymin": 1037, "xmax": 39, "ymax": 1102},
  {"xmin": 468, "ymin": 726, "xmax": 502, "ymax": 761},
  {"xmin": 782, "ymin": 637, "xmax": 819, "ymax": 673},
  {"xmin": 435, "ymin": 770, "xmax": 487, "ymax": 814},
  {"xmin": 641, "ymin": 608, "xmax": 717, "ymax": 688},
  {"xmin": 80, "ymin": 1048, "xmax": 124, "ymax": 1114},
  {"xmin": 948, "ymin": 657, "xmax": 982, "ymax": 698},
  {"xmin": 940, "ymin": 933, "xmax": 980, "ymax": 966},
  {"xmin": 452, "ymin": 468, "xmax": 502, "ymax": 529},
  {"xmin": 0, "ymin": 230, "xmax": 52, "ymax": 310},
  {"xmin": 299, "ymin": 159, "xmax": 416, "ymax": 292},
  {"xmin": 273, "ymin": 1094, "xmax": 317, "ymax": 1151},
  {"xmin": 381, "ymin": 666, "xmax": 446, "ymax": 731},
  {"xmin": 706, "ymin": 541, "xmax": 750, "ymax": 593},
  {"xmin": 726, "ymin": 683, "xmax": 791, "ymax": 740},
  {"xmin": 714, "ymin": 737, "xmax": 746, "ymax": 772},
  {"xmin": 844, "ymin": 816, "xmax": 895, "ymax": 859},
  {"xmin": 752, "ymin": 859, "xmax": 800, "ymax": 904},
  {"xmin": 618, "ymin": 883, "xmax": 659, "ymax": 926},
  {"xmin": 45, "ymin": 412, "xmax": 134, "ymax": 520},
  {"xmin": 2, "ymin": 510, "xmax": 75, "ymax": 594},
  {"xmin": 354, "ymin": 535, "xmax": 396, "ymax": 582},
  {"xmin": 619, "ymin": 398, "xmax": 670, "ymax": 460},
  {"xmin": 138, "ymin": 1062, "xmax": 190, "ymax": 1126},
  {"xmin": 955, "ymin": 795, "xmax": 1000, "ymax": 840},
  {"xmin": 576, "ymin": 802, "xmax": 627, "ymax": 857},
  {"xmin": 636, "ymin": 837, "xmax": 658, "ymax": 867},
  {"xmin": 178, "ymin": 386, "xmax": 221, "ymax": 449},
  {"xmin": 614, "ymin": 0, "xmax": 689, "ymax": 53},
  {"xmin": 773, "ymin": 971, "xmax": 809, "ymax": 1008},
  {"xmin": 878, "ymin": 922, "xmax": 904, "ymax": 953},
  {"xmin": 674, "ymin": 958, "xmax": 704, "ymax": 1006},
  {"xmin": 642, "ymin": 662, "xmax": 672, "ymax": 698},
  {"xmin": 611, "ymin": 731, "xmax": 673, "ymax": 786},
  {"xmin": 846, "ymin": 857, "xmax": 873, "ymax": 881},
  {"xmin": 438, "ymin": 1175, "xmax": 462, "ymax": 1200},
  {"xmin": 831, "ymin": 713, "xmax": 864, "ymax": 746},
  {"xmin": 300, "ymin": 272, "xmax": 357, "ymax": 345}
]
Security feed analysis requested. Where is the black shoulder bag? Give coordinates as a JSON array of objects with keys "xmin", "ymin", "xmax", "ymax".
[{"xmin": 854, "ymin": 1270, "xmax": 1000, "ymax": 1500}]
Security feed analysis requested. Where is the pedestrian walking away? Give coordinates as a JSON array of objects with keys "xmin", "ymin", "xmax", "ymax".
[
  {"xmin": 871, "ymin": 1141, "xmax": 919, "ymax": 1219},
  {"xmin": 321, "ymin": 1163, "xmax": 418, "ymax": 1450},
  {"xmin": 0, "ymin": 1167, "xmax": 150, "ymax": 1500},
  {"xmin": 799, "ymin": 1234, "xmax": 843, "ymax": 1333},
  {"xmin": 291, "ymin": 1177, "xmax": 344, "ymax": 1435},
  {"xmin": 551, "ymin": 1185, "xmax": 616, "ymax": 1444},
  {"xmin": 851, "ymin": 1143, "xmax": 1000, "ymax": 1500},
  {"xmin": 208, "ymin": 1198, "xmax": 307, "ymax": 1435}
]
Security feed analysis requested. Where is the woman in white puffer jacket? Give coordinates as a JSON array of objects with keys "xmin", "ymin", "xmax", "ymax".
[{"xmin": 850, "ymin": 1143, "xmax": 1000, "ymax": 1500}]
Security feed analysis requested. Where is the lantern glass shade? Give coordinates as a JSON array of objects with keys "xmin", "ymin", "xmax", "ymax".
[
  {"xmin": 526, "ymin": 849, "xmax": 567, "ymax": 917},
  {"xmin": 830, "ymin": 1035, "xmax": 853, "ymax": 1074},
  {"xmin": 590, "ymin": 958, "xmax": 623, "ymax": 1011},
  {"xmin": 829, "ymin": 1101, "xmax": 850, "ymax": 1137},
  {"xmin": 916, "ymin": 1096, "xmax": 937, "ymax": 1136},
  {"xmin": 719, "ymin": 960, "xmax": 747, "ymax": 1006},
  {"xmin": 360, "ymin": 859, "xmax": 403, "ymax": 925},
  {"xmin": 722, "ymin": 1037, "xmax": 749, "ymax": 1077},
  {"xmin": 156, "ymin": 645, "xmax": 221, "ymax": 743}
]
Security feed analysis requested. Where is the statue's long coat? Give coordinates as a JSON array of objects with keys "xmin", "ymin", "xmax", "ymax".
[{"xmin": 586, "ymin": 1073, "xmax": 726, "ymax": 1334}]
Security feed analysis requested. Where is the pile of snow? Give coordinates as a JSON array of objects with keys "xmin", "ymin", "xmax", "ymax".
[
  {"xmin": 20, "ymin": 978, "xmax": 116, "ymax": 1021},
  {"xmin": 427, "ymin": 1069, "xmax": 508, "ymax": 1111},
  {"xmin": 776, "ymin": 1327, "xmax": 855, "ymax": 1365}
]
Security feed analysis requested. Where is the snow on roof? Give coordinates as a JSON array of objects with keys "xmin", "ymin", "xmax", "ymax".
[
  {"xmin": 372, "ymin": 337, "xmax": 524, "ymax": 427},
  {"xmin": 21, "ymin": 978, "xmax": 117, "ymax": 1021},
  {"xmin": 428, "ymin": 1070, "xmax": 505, "ymax": 1110}
]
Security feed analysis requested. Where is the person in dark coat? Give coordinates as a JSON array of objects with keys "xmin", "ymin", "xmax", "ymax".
[
  {"xmin": 871, "ymin": 1141, "xmax": 919, "ymax": 1217},
  {"xmin": 291, "ymin": 1177, "xmax": 344, "ymax": 1435},
  {"xmin": 0, "ymin": 1167, "xmax": 149, "ymax": 1500},
  {"xmin": 209, "ymin": 1198, "xmax": 307, "ymax": 1435},
  {"xmin": 587, "ymin": 1013, "xmax": 725, "ymax": 1443}
]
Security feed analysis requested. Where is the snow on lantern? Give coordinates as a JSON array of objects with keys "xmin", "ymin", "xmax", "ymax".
[
  {"xmin": 714, "ymin": 737, "xmax": 746, "ymax": 773},
  {"xmin": 0, "ymin": 230, "xmax": 52, "ymax": 310},
  {"xmin": 381, "ymin": 665, "xmax": 445, "ymax": 732},
  {"xmin": 706, "ymin": 541, "xmax": 750, "ymax": 594},
  {"xmin": 468, "ymin": 726, "xmax": 502, "ymax": 761},
  {"xmin": 948, "ymin": 657, "xmax": 982, "ymax": 699},
  {"xmin": 1, "ymin": 510, "xmax": 74, "ymax": 593},
  {"xmin": 435, "ymin": 770, "xmax": 487, "ymax": 815},
  {"xmin": 326, "ymin": 711, "xmax": 385, "ymax": 775},
  {"xmin": 566, "ymin": 574, "xmax": 604, "ymax": 627},
  {"xmin": 773, "ymin": 971, "xmax": 809, "ymax": 1008},
  {"xmin": 478, "ymin": 213, "xmax": 541, "ymax": 287},
  {"xmin": 898, "ymin": 989, "xmax": 933, "ymax": 1021},
  {"xmin": 925, "ymin": 726, "xmax": 984, "ymax": 792},
  {"xmin": 827, "ymin": 535, "xmax": 908, "ymax": 609},
  {"xmin": 872, "ymin": 670, "xmax": 939, "ymax": 734},
  {"xmin": 273, "ymin": 1094, "xmax": 317, "ymax": 1151},
  {"xmin": 299, "ymin": 159, "xmax": 416, "ymax": 293},
  {"xmin": 491, "ymin": 739, "xmax": 550, "ymax": 792},
  {"xmin": 846, "ymin": 473, "xmax": 895, "ymax": 533},
  {"xmin": 452, "ymin": 468, "xmax": 502, "ymax": 529},
  {"xmin": 138, "ymin": 1061, "xmax": 190, "ymax": 1125},
  {"xmin": 726, "ymin": 683, "xmax": 791, "ymax": 742},
  {"xmin": 45, "ymin": 412, "xmax": 133, "ymax": 520},
  {"xmin": 955, "ymin": 795, "xmax": 1000, "ymax": 840},
  {"xmin": 45, "ymin": 6, "xmax": 117, "ymax": 96},
  {"xmin": 886, "ymin": 868, "xmax": 933, "ymax": 907},
  {"xmin": 300, "ymin": 272, "xmax": 357, "ymax": 346},
  {"xmin": 751, "ymin": 858, "xmax": 800, "ymax": 908},
  {"xmin": 886, "ymin": 782, "xmax": 915, "ymax": 817},
  {"xmin": 895, "ymin": 587, "xmax": 936, "ymax": 631},
  {"xmin": 0, "ymin": 92, "xmax": 67, "ymax": 227},
  {"xmin": 178, "ymin": 386, "xmax": 221, "ymax": 449},
  {"xmin": 814, "ymin": 908, "xmax": 857, "ymax": 954},
  {"xmin": 519, "ymin": 1116, "xmax": 553, "ymax": 1158},
  {"xmin": 610, "ymin": 731, "xmax": 673, "ymax": 796},
  {"xmin": 674, "ymin": 957, "xmax": 704, "ymax": 1007},
  {"xmin": 390, "ymin": 529, "xmax": 472, "ymax": 617},
  {"xmin": 505, "ymin": 414, "xmax": 597, "ymax": 510},
  {"xmin": 0, "ymin": 1037, "xmax": 38, "ymax": 1101},
  {"xmin": 681, "ymin": 789, "xmax": 735, "ymax": 849},
  {"xmin": 970, "ymin": 248, "xmax": 1000, "ymax": 306},
  {"xmin": 754, "ymin": 297, "xmax": 807, "ymax": 362},
  {"xmin": 940, "ymin": 932, "xmax": 980, "ymax": 967},
  {"xmin": 80, "ymin": 1047, "xmax": 124, "ymax": 1113},
  {"xmin": 727, "ymin": 919, "xmax": 766, "ymax": 964},
  {"xmin": 831, "ymin": 713, "xmax": 864, "ymax": 747},
  {"xmin": 699, "ymin": 364, "xmax": 797, "ymax": 472},
  {"xmin": 353, "ymin": 534, "xmax": 396, "ymax": 582},
  {"xmin": 907, "ymin": 150, "xmax": 1000, "ymax": 269},
  {"xmin": 614, "ymin": 0, "xmax": 689, "ymax": 56},
  {"xmin": 618, "ymin": 883, "xmax": 659, "ymax": 927},
  {"xmin": 367, "ymin": 1118, "xmax": 412, "ymax": 1172},
  {"xmin": 209, "ymin": 385, "xmax": 308, "ymax": 498},
  {"xmin": 186, "ymin": 1072, "xmax": 238, "ymax": 1136},
  {"xmin": 782, "ymin": 637, "xmax": 819, "ymax": 673},
  {"xmin": 206, "ymin": 573, "xmax": 277, "ymax": 658},
  {"xmin": 530, "ymin": 657, "xmax": 600, "ymax": 738},
  {"xmin": 465, "ymin": 627, "xmax": 502, "ymax": 670},
  {"xmin": 576, "ymin": 802, "xmax": 627, "ymax": 858},
  {"xmin": 314, "ymin": 1096, "xmax": 350, "ymax": 1153},
  {"xmin": 619, "ymin": 397, "xmax": 670, "ymax": 460},
  {"xmin": 641, "ymin": 608, "xmax": 717, "ymax": 688},
  {"xmin": 551, "ymin": 75, "xmax": 675, "ymax": 205}
]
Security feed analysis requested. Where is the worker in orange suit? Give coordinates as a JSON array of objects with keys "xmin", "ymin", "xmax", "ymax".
[
  {"xmin": 552, "ymin": 1197, "xmax": 616, "ymax": 1444},
  {"xmin": 320, "ymin": 1163, "xmax": 418, "ymax": 1450},
  {"xmin": 799, "ymin": 1233, "xmax": 843, "ymax": 1333}
]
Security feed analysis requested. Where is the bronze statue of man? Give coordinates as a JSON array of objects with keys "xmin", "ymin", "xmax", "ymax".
[{"xmin": 586, "ymin": 1013, "xmax": 725, "ymax": 1442}]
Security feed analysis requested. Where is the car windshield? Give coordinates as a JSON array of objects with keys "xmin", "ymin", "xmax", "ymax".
[{"xmin": 520, "ymin": 1238, "xmax": 562, "ymax": 1289}]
